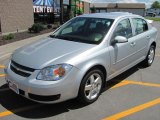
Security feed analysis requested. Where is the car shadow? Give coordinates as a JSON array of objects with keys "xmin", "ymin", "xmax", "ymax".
[
  {"xmin": 0, "ymin": 84, "xmax": 89, "ymax": 118},
  {"xmin": 103, "ymin": 63, "xmax": 146, "ymax": 91},
  {"xmin": 0, "ymin": 63, "xmax": 146, "ymax": 119}
]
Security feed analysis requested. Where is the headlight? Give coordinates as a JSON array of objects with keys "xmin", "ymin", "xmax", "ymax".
[{"xmin": 36, "ymin": 64, "xmax": 72, "ymax": 81}]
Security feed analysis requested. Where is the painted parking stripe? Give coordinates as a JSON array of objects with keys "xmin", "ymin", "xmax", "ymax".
[
  {"xmin": 111, "ymin": 80, "xmax": 160, "ymax": 89},
  {"xmin": 0, "ymin": 104, "xmax": 43, "ymax": 118},
  {"xmin": 0, "ymin": 80, "xmax": 131, "ymax": 118},
  {"xmin": 126, "ymin": 80, "xmax": 160, "ymax": 88},
  {"xmin": 0, "ymin": 111, "xmax": 12, "ymax": 118},
  {"xmin": 0, "ymin": 74, "xmax": 6, "ymax": 77},
  {"xmin": 0, "ymin": 79, "xmax": 159, "ymax": 118},
  {"xmin": 102, "ymin": 98, "xmax": 160, "ymax": 120},
  {"xmin": 0, "ymin": 65, "xmax": 5, "ymax": 68},
  {"xmin": 111, "ymin": 80, "xmax": 131, "ymax": 89}
]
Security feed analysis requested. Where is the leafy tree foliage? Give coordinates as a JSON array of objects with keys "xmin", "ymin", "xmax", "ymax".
[{"xmin": 151, "ymin": 1, "xmax": 160, "ymax": 8}]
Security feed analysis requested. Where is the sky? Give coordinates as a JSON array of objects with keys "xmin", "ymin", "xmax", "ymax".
[{"xmin": 86, "ymin": 0, "xmax": 160, "ymax": 8}]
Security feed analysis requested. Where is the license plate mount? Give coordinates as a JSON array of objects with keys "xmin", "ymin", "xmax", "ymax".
[{"xmin": 8, "ymin": 80, "xmax": 19, "ymax": 94}]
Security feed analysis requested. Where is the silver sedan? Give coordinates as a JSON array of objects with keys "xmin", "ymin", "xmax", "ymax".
[{"xmin": 5, "ymin": 12, "xmax": 157, "ymax": 104}]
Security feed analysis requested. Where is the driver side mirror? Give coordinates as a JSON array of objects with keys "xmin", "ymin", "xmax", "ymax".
[{"xmin": 114, "ymin": 36, "xmax": 128, "ymax": 44}]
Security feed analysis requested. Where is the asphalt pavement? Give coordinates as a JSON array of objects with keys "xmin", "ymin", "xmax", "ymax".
[{"xmin": 0, "ymin": 22, "xmax": 159, "ymax": 120}]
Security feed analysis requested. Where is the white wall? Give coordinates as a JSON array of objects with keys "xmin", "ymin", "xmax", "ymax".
[{"xmin": 107, "ymin": 9, "xmax": 145, "ymax": 16}]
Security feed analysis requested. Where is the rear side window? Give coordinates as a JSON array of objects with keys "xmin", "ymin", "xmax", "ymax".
[{"xmin": 132, "ymin": 18, "xmax": 148, "ymax": 35}]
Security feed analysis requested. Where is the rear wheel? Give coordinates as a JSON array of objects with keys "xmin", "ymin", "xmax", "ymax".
[
  {"xmin": 77, "ymin": 69, "xmax": 104, "ymax": 104},
  {"xmin": 142, "ymin": 45, "xmax": 155, "ymax": 67}
]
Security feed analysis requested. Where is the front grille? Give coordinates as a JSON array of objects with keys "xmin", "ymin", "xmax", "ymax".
[{"xmin": 10, "ymin": 60, "xmax": 35, "ymax": 77}]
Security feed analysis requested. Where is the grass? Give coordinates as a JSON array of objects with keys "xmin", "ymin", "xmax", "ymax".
[{"xmin": 145, "ymin": 17, "xmax": 160, "ymax": 21}]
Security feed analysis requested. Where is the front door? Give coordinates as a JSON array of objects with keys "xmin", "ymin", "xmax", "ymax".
[{"xmin": 108, "ymin": 18, "xmax": 137, "ymax": 77}]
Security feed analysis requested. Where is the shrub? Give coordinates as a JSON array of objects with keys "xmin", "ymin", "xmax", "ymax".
[
  {"xmin": 90, "ymin": 6, "xmax": 96, "ymax": 13},
  {"xmin": 28, "ymin": 23, "xmax": 45, "ymax": 33},
  {"xmin": 47, "ymin": 24, "xmax": 52, "ymax": 29},
  {"xmin": 2, "ymin": 33, "xmax": 15, "ymax": 40},
  {"xmin": 28, "ymin": 27, "xmax": 32, "ymax": 33}
]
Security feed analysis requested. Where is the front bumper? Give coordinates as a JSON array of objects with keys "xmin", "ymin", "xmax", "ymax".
[{"xmin": 5, "ymin": 63, "xmax": 82, "ymax": 103}]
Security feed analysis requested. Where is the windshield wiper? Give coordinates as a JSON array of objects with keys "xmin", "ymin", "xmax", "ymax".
[
  {"xmin": 49, "ymin": 35, "xmax": 70, "ymax": 40},
  {"xmin": 49, "ymin": 35, "xmax": 55, "ymax": 38},
  {"xmin": 55, "ymin": 35, "xmax": 74, "ymax": 41}
]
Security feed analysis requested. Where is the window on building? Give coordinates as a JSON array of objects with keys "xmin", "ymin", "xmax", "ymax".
[{"xmin": 99, "ymin": 9, "xmax": 107, "ymax": 13}]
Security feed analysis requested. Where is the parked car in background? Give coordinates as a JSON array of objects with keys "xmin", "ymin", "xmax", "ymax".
[
  {"xmin": 4, "ymin": 12, "xmax": 157, "ymax": 104},
  {"xmin": 146, "ymin": 12, "xmax": 156, "ymax": 17}
]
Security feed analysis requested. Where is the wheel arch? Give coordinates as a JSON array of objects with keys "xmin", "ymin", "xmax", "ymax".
[
  {"xmin": 80, "ymin": 64, "xmax": 107, "ymax": 89},
  {"xmin": 151, "ymin": 41, "xmax": 156, "ymax": 48}
]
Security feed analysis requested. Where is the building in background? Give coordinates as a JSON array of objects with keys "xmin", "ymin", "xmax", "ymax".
[
  {"xmin": 33, "ymin": 0, "xmax": 85, "ymax": 24},
  {"xmin": 0, "ymin": 0, "xmax": 34, "ymax": 34},
  {"xmin": 0, "ymin": 0, "xmax": 86, "ymax": 35},
  {"xmin": 89, "ymin": 3, "xmax": 145, "ymax": 16},
  {"xmin": 1, "ymin": 0, "xmax": 146, "ymax": 35},
  {"xmin": 33, "ymin": 0, "xmax": 59, "ymax": 24}
]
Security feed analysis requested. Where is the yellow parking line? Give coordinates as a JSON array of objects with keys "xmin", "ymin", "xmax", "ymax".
[
  {"xmin": 0, "ymin": 81, "xmax": 130, "ymax": 118},
  {"xmin": 0, "ymin": 74, "xmax": 6, "ymax": 77},
  {"xmin": 0, "ymin": 111, "xmax": 12, "ymax": 118},
  {"xmin": 111, "ymin": 81, "xmax": 131, "ymax": 89},
  {"xmin": 110, "ymin": 79, "xmax": 160, "ymax": 89},
  {"xmin": 0, "ymin": 104, "xmax": 43, "ymax": 118},
  {"xmin": 0, "ymin": 79, "xmax": 159, "ymax": 118},
  {"xmin": 126, "ymin": 80, "xmax": 160, "ymax": 88},
  {"xmin": 102, "ymin": 98, "xmax": 160, "ymax": 120},
  {"xmin": 0, "ymin": 65, "xmax": 5, "ymax": 68}
]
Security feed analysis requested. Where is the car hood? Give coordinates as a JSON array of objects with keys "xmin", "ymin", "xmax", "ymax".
[{"xmin": 12, "ymin": 37, "xmax": 95, "ymax": 69}]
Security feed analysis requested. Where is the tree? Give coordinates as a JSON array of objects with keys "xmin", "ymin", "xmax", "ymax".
[
  {"xmin": 151, "ymin": 1, "xmax": 160, "ymax": 8},
  {"xmin": 90, "ymin": 5, "xmax": 96, "ymax": 13}
]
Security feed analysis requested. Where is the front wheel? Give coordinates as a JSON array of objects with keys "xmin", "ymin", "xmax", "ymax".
[
  {"xmin": 77, "ymin": 69, "xmax": 104, "ymax": 104},
  {"xmin": 142, "ymin": 45, "xmax": 155, "ymax": 67}
]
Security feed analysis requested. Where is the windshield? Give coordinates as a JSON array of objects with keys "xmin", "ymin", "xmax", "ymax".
[{"xmin": 50, "ymin": 17, "xmax": 114, "ymax": 44}]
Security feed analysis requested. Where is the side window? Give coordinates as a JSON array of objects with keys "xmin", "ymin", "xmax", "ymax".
[
  {"xmin": 132, "ymin": 18, "xmax": 148, "ymax": 35},
  {"xmin": 112, "ymin": 19, "xmax": 132, "ymax": 39}
]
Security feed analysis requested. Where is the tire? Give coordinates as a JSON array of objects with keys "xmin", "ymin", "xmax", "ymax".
[
  {"xmin": 77, "ymin": 69, "xmax": 104, "ymax": 104},
  {"xmin": 142, "ymin": 45, "xmax": 155, "ymax": 67}
]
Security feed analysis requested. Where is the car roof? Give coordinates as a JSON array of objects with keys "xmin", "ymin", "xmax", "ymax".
[{"xmin": 80, "ymin": 12, "xmax": 140, "ymax": 20}]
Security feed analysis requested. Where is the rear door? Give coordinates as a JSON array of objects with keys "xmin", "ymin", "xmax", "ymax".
[{"xmin": 131, "ymin": 18, "xmax": 151, "ymax": 62}]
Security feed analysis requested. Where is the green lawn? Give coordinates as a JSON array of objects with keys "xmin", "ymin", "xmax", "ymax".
[{"xmin": 145, "ymin": 17, "xmax": 160, "ymax": 21}]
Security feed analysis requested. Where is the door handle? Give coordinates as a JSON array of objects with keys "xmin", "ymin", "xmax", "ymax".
[
  {"xmin": 147, "ymin": 36, "xmax": 150, "ymax": 39},
  {"xmin": 130, "ymin": 42, "xmax": 136, "ymax": 47}
]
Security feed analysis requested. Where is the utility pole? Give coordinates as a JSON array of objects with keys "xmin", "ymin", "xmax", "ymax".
[
  {"xmin": 60, "ymin": 0, "xmax": 63, "ymax": 24},
  {"xmin": 69, "ymin": 0, "xmax": 71, "ymax": 19},
  {"xmin": 43, "ymin": 0, "xmax": 45, "ymax": 24},
  {"xmin": 75, "ymin": 0, "xmax": 76, "ymax": 16}
]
